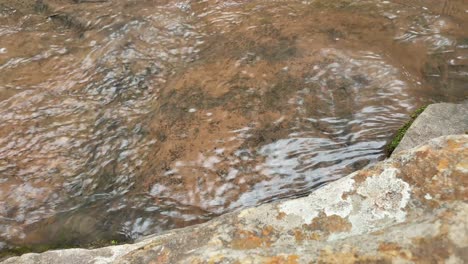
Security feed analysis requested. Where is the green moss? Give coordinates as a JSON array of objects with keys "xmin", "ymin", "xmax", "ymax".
[
  {"xmin": 385, "ymin": 105, "xmax": 428, "ymax": 156},
  {"xmin": 410, "ymin": 105, "xmax": 427, "ymax": 119}
]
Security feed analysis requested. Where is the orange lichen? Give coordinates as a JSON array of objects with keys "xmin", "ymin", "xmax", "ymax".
[
  {"xmin": 410, "ymin": 236, "xmax": 452, "ymax": 263},
  {"xmin": 292, "ymin": 228, "xmax": 321, "ymax": 242},
  {"xmin": 306, "ymin": 214, "xmax": 352, "ymax": 234},
  {"xmin": 396, "ymin": 139, "xmax": 468, "ymax": 205},
  {"xmin": 377, "ymin": 242, "xmax": 411, "ymax": 259},
  {"xmin": 262, "ymin": 225, "xmax": 274, "ymax": 236},
  {"xmin": 230, "ymin": 227, "xmax": 276, "ymax": 249},
  {"xmin": 293, "ymin": 229, "xmax": 304, "ymax": 242},
  {"xmin": 208, "ymin": 254, "xmax": 228, "ymax": 264},
  {"xmin": 276, "ymin": 212, "xmax": 287, "ymax": 220},
  {"xmin": 378, "ymin": 243, "xmax": 402, "ymax": 252},
  {"xmin": 265, "ymin": 255, "xmax": 299, "ymax": 264},
  {"xmin": 446, "ymin": 138, "xmax": 463, "ymax": 150},
  {"xmin": 437, "ymin": 158, "xmax": 450, "ymax": 171},
  {"xmin": 318, "ymin": 249, "xmax": 391, "ymax": 264},
  {"xmin": 352, "ymin": 169, "xmax": 375, "ymax": 183}
]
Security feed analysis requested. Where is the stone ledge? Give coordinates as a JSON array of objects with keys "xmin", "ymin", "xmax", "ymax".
[{"xmin": 392, "ymin": 101, "xmax": 468, "ymax": 155}]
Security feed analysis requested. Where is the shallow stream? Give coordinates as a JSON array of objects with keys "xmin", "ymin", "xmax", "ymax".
[{"xmin": 0, "ymin": 0, "xmax": 467, "ymax": 252}]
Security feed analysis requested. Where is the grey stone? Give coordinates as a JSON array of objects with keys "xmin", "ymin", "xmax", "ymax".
[{"xmin": 393, "ymin": 101, "xmax": 468, "ymax": 155}]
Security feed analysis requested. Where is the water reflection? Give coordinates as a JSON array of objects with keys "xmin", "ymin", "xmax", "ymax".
[{"xmin": 0, "ymin": 0, "xmax": 467, "ymax": 252}]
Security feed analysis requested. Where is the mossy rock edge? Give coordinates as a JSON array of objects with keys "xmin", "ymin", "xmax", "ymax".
[{"xmin": 385, "ymin": 105, "xmax": 428, "ymax": 156}]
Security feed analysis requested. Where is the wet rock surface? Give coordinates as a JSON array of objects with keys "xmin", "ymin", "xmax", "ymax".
[
  {"xmin": 393, "ymin": 101, "xmax": 468, "ymax": 154},
  {"xmin": 3, "ymin": 134, "xmax": 467, "ymax": 263}
]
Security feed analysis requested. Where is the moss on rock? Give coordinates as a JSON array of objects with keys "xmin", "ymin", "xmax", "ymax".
[{"xmin": 385, "ymin": 105, "xmax": 428, "ymax": 156}]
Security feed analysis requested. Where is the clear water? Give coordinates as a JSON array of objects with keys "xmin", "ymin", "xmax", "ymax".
[{"xmin": 0, "ymin": 0, "xmax": 467, "ymax": 251}]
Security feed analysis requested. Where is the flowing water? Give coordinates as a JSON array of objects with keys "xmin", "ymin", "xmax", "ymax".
[{"xmin": 0, "ymin": 0, "xmax": 467, "ymax": 253}]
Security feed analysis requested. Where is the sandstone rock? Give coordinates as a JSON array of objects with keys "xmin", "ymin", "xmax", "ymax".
[
  {"xmin": 3, "ymin": 135, "xmax": 467, "ymax": 264},
  {"xmin": 393, "ymin": 101, "xmax": 468, "ymax": 155}
]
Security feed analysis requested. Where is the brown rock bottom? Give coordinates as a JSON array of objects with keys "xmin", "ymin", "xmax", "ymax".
[{"xmin": 2, "ymin": 135, "xmax": 467, "ymax": 264}]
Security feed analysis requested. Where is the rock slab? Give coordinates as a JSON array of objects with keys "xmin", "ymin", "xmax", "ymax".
[
  {"xmin": 3, "ymin": 135, "xmax": 467, "ymax": 263},
  {"xmin": 393, "ymin": 101, "xmax": 468, "ymax": 154}
]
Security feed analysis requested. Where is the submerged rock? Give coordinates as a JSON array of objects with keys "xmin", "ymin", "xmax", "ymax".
[{"xmin": 3, "ymin": 134, "xmax": 467, "ymax": 263}]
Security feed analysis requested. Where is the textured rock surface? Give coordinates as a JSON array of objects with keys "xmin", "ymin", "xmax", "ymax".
[
  {"xmin": 393, "ymin": 101, "xmax": 468, "ymax": 154},
  {"xmin": 3, "ymin": 135, "xmax": 467, "ymax": 263}
]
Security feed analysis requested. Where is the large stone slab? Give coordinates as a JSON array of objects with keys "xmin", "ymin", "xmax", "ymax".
[
  {"xmin": 393, "ymin": 101, "xmax": 468, "ymax": 154},
  {"xmin": 3, "ymin": 135, "xmax": 467, "ymax": 263}
]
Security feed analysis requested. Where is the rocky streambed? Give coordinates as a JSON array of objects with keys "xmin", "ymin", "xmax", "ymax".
[{"xmin": 1, "ymin": 0, "xmax": 468, "ymax": 259}]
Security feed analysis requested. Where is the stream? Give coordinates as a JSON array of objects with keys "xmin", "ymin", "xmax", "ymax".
[{"xmin": 0, "ymin": 0, "xmax": 467, "ymax": 252}]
